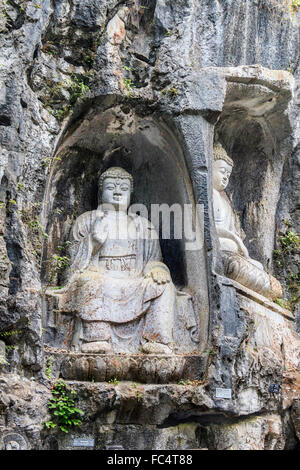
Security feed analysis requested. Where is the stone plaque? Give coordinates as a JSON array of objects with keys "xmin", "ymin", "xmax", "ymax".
[
  {"xmin": 215, "ymin": 388, "xmax": 232, "ymax": 399},
  {"xmin": 73, "ymin": 437, "xmax": 95, "ymax": 448}
]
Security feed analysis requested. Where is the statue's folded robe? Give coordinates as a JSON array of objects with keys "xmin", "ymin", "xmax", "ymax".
[{"xmin": 58, "ymin": 210, "xmax": 176, "ymax": 339}]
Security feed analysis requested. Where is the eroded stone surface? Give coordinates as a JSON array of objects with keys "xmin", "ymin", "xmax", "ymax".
[
  {"xmin": 44, "ymin": 349, "xmax": 206, "ymax": 384},
  {"xmin": 0, "ymin": 0, "xmax": 299, "ymax": 451}
]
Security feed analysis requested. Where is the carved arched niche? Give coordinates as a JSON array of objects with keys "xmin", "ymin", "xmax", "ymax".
[
  {"xmin": 42, "ymin": 104, "xmax": 209, "ymax": 355},
  {"xmin": 214, "ymin": 79, "xmax": 292, "ymax": 273}
]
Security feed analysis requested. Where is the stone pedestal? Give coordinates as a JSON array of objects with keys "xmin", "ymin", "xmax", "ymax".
[{"xmin": 44, "ymin": 348, "xmax": 206, "ymax": 384}]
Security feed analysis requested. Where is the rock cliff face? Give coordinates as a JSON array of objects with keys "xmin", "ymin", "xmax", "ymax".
[{"xmin": 0, "ymin": 0, "xmax": 299, "ymax": 450}]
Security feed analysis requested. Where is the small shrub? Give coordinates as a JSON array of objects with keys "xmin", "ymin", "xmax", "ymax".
[
  {"xmin": 0, "ymin": 352, "xmax": 8, "ymax": 369},
  {"xmin": 168, "ymin": 87, "xmax": 178, "ymax": 96},
  {"xmin": 123, "ymin": 78, "xmax": 136, "ymax": 93},
  {"xmin": 108, "ymin": 377, "xmax": 119, "ymax": 386},
  {"xmin": 67, "ymin": 76, "xmax": 90, "ymax": 104},
  {"xmin": 45, "ymin": 356, "xmax": 53, "ymax": 379},
  {"xmin": 274, "ymin": 219, "xmax": 300, "ymax": 311},
  {"xmin": 44, "ymin": 380, "xmax": 84, "ymax": 434},
  {"xmin": 178, "ymin": 379, "xmax": 202, "ymax": 386},
  {"xmin": 28, "ymin": 216, "xmax": 48, "ymax": 239}
]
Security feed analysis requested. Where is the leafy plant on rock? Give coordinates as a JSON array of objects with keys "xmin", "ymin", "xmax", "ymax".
[
  {"xmin": 67, "ymin": 75, "xmax": 90, "ymax": 105},
  {"xmin": 108, "ymin": 377, "xmax": 119, "ymax": 386},
  {"xmin": 273, "ymin": 219, "xmax": 300, "ymax": 311},
  {"xmin": 290, "ymin": 0, "xmax": 300, "ymax": 13},
  {"xmin": 44, "ymin": 380, "xmax": 84, "ymax": 433}
]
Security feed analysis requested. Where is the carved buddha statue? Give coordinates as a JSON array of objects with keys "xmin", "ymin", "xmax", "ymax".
[
  {"xmin": 55, "ymin": 167, "xmax": 197, "ymax": 354},
  {"xmin": 213, "ymin": 144, "xmax": 282, "ymax": 300}
]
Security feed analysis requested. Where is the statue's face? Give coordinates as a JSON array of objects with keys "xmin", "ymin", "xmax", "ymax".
[
  {"xmin": 213, "ymin": 159, "xmax": 233, "ymax": 191},
  {"xmin": 101, "ymin": 177, "xmax": 131, "ymax": 211}
]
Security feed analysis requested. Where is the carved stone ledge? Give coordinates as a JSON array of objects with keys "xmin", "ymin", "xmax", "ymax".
[{"xmin": 44, "ymin": 348, "xmax": 206, "ymax": 384}]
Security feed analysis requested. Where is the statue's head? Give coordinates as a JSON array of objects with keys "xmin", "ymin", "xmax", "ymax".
[
  {"xmin": 213, "ymin": 144, "xmax": 234, "ymax": 192},
  {"xmin": 99, "ymin": 167, "xmax": 133, "ymax": 211}
]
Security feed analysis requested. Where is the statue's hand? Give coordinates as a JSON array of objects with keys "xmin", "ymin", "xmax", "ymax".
[
  {"xmin": 92, "ymin": 219, "xmax": 109, "ymax": 246},
  {"xmin": 146, "ymin": 268, "xmax": 171, "ymax": 285}
]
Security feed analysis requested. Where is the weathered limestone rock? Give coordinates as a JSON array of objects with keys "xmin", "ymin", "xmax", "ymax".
[
  {"xmin": 0, "ymin": 374, "xmax": 51, "ymax": 450},
  {"xmin": 201, "ymin": 415, "xmax": 285, "ymax": 450},
  {"xmin": 291, "ymin": 400, "xmax": 300, "ymax": 442},
  {"xmin": 0, "ymin": 0, "xmax": 299, "ymax": 451}
]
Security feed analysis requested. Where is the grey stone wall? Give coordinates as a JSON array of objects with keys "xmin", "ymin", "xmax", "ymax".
[{"xmin": 0, "ymin": 0, "xmax": 299, "ymax": 450}]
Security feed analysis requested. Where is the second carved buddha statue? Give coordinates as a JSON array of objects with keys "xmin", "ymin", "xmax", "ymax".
[{"xmin": 212, "ymin": 143, "xmax": 282, "ymax": 301}]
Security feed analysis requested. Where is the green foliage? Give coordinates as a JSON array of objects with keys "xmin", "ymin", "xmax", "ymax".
[
  {"xmin": 203, "ymin": 348, "xmax": 217, "ymax": 356},
  {"xmin": 44, "ymin": 380, "xmax": 84, "ymax": 434},
  {"xmin": 274, "ymin": 220, "xmax": 299, "ymax": 266},
  {"xmin": 42, "ymin": 155, "xmax": 61, "ymax": 167},
  {"xmin": 168, "ymin": 87, "xmax": 178, "ymax": 97},
  {"xmin": 48, "ymin": 250, "xmax": 70, "ymax": 286},
  {"xmin": 178, "ymin": 379, "xmax": 202, "ymax": 386},
  {"xmin": 166, "ymin": 28, "xmax": 179, "ymax": 37},
  {"xmin": 20, "ymin": 203, "xmax": 47, "ymax": 259},
  {"xmin": 67, "ymin": 75, "xmax": 90, "ymax": 104},
  {"xmin": 51, "ymin": 254, "xmax": 70, "ymax": 270},
  {"xmin": 0, "ymin": 328, "xmax": 23, "ymax": 370},
  {"xmin": 0, "ymin": 329, "xmax": 23, "ymax": 338},
  {"xmin": 108, "ymin": 377, "xmax": 119, "ymax": 386},
  {"xmin": 274, "ymin": 298, "xmax": 292, "ymax": 309},
  {"xmin": 279, "ymin": 230, "xmax": 299, "ymax": 250},
  {"xmin": 45, "ymin": 356, "xmax": 53, "ymax": 379},
  {"xmin": 7, "ymin": 199, "xmax": 17, "ymax": 212},
  {"xmin": 42, "ymin": 157, "xmax": 51, "ymax": 167},
  {"xmin": 160, "ymin": 87, "xmax": 178, "ymax": 98},
  {"xmin": 5, "ymin": 345, "xmax": 17, "ymax": 351},
  {"xmin": 274, "ymin": 219, "xmax": 300, "ymax": 311},
  {"xmin": 290, "ymin": 0, "xmax": 300, "ymax": 13},
  {"xmin": 0, "ymin": 353, "xmax": 8, "ymax": 369},
  {"xmin": 55, "ymin": 106, "xmax": 70, "ymax": 122},
  {"xmin": 84, "ymin": 53, "xmax": 95, "ymax": 65},
  {"xmin": 27, "ymin": 216, "xmax": 48, "ymax": 239},
  {"xmin": 131, "ymin": 382, "xmax": 143, "ymax": 400},
  {"xmin": 123, "ymin": 77, "xmax": 136, "ymax": 97},
  {"xmin": 47, "ymin": 239, "xmax": 72, "ymax": 286},
  {"xmin": 44, "ymin": 75, "xmax": 90, "ymax": 121}
]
